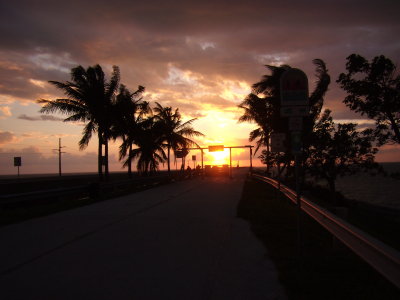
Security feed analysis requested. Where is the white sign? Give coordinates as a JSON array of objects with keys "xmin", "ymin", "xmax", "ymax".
[
  {"xmin": 271, "ymin": 133, "xmax": 286, "ymax": 152},
  {"xmin": 280, "ymin": 68, "xmax": 309, "ymax": 106},
  {"xmin": 280, "ymin": 106, "xmax": 309, "ymax": 117}
]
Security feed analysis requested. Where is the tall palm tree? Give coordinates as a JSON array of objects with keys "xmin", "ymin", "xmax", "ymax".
[
  {"xmin": 238, "ymin": 59, "xmax": 330, "ymax": 171},
  {"xmin": 112, "ymin": 84, "xmax": 149, "ymax": 177},
  {"xmin": 126, "ymin": 117, "xmax": 167, "ymax": 175},
  {"xmin": 238, "ymin": 93, "xmax": 274, "ymax": 155},
  {"xmin": 37, "ymin": 64, "xmax": 120, "ymax": 179},
  {"xmin": 238, "ymin": 65, "xmax": 288, "ymax": 173},
  {"xmin": 153, "ymin": 102, "xmax": 204, "ymax": 175}
]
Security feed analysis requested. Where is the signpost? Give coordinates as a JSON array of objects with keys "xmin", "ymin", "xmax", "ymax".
[
  {"xmin": 288, "ymin": 117, "xmax": 303, "ymax": 132},
  {"xmin": 280, "ymin": 68, "xmax": 309, "ymax": 106},
  {"xmin": 175, "ymin": 149, "xmax": 189, "ymax": 170},
  {"xmin": 192, "ymin": 155, "xmax": 196, "ymax": 168},
  {"xmin": 280, "ymin": 106, "xmax": 309, "ymax": 117},
  {"xmin": 271, "ymin": 133, "xmax": 286, "ymax": 153},
  {"xmin": 280, "ymin": 68, "xmax": 309, "ymax": 263},
  {"xmin": 208, "ymin": 145, "xmax": 224, "ymax": 152},
  {"xmin": 290, "ymin": 131, "xmax": 302, "ymax": 154},
  {"xmin": 175, "ymin": 149, "xmax": 187, "ymax": 158},
  {"xmin": 14, "ymin": 156, "xmax": 21, "ymax": 177}
]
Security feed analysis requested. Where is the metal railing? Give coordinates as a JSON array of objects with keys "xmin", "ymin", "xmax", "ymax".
[
  {"xmin": 252, "ymin": 173, "xmax": 400, "ymax": 289},
  {"xmin": 0, "ymin": 175, "xmax": 171, "ymax": 207}
]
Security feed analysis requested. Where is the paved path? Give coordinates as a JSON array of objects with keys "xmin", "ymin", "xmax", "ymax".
[{"xmin": 0, "ymin": 170, "xmax": 286, "ymax": 299}]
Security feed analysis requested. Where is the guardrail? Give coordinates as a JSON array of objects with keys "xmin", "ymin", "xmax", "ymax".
[
  {"xmin": 0, "ymin": 175, "xmax": 171, "ymax": 207},
  {"xmin": 0, "ymin": 185, "xmax": 89, "ymax": 206},
  {"xmin": 252, "ymin": 173, "xmax": 400, "ymax": 289}
]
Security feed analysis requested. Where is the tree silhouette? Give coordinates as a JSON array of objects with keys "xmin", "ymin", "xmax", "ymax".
[
  {"xmin": 239, "ymin": 59, "xmax": 330, "ymax": 172},
  {"xmin": 153, "ymin": 102, "xmax": 204, "ymax": 175},
  {"xmin": 127, "ymin": 117, "xmax": 167, "ymax": 175},
  {"xmin": 111, "ymin": 84, "xmax": 149, "ymax": 177},
  {"xmin": 238, "ymin": 93, "xmax": 275, "ymax": 156},
  {"xmin": 306, "ymin": 109, "xmax": 378, "ymax": 204},
  {"xmin": 337, "ymin": 54, "xmax": 400, "ymax": 145},
  {"xmin": 38, "ymin": 65, "xmax": 120, "ymax": 179}
]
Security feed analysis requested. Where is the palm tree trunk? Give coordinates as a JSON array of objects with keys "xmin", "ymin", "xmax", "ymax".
[
  {"xmin": 128, "ymin": 143, "xmax": 132, "ymax": 178},
  {"xmin": 167, "ymin": 144, "xmax": 171, "ymax": 175},
  {"xmin": 104, "ymin": 137, "xmax": 109, "ymax": 180},
  {"xmin": 266, "ymin": 137, "xmax": 271, "ymax": 175},
  {"xmin": 98, "ymin": 131, "xmax": 103, "ymax": 180}
]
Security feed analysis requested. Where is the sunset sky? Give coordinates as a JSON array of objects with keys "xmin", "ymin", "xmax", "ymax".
[{"xmin": 0, "ymin": 0, "xmax": 399, "ymax": 175}]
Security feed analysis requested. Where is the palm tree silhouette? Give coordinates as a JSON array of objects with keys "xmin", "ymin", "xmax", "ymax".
[
  {"xmin": 153, "ymin": 102, "xmax": 204, "ymax": 175},
  {"xmin": 128, "ymin": 117, "xmax": 167, "ymax": 175},
  {"xmin": 238, "ymin": 59, "xmax": 330, "ymax": 172},
  {"xmin": 238, "ymin": 93, "xmax": 275, "ymax": 154},
  {"xmin": 37, "ymin": 64, "xmax": 120, "ymax": 179},
  {"xmin": 238, "ymin": 65, "xmax": 289, "ymax": 173},
  {"xmin": 112, "ymin": 84, "xmax": 149, "ymax": 177}
]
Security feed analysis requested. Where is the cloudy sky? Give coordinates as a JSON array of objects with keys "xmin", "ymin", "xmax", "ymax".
[{"xmin": 0, "ymin": 0, "xmax": 399, "ymax": 174}]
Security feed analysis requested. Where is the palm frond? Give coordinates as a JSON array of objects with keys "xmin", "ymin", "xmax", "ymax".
[
  {"xmin": 78, "ymin": 121, "xmax": 96, "ymax": 150},
  {"xmin": 310, "ymin": 59, "xmax": 331, "ymax": 120}
]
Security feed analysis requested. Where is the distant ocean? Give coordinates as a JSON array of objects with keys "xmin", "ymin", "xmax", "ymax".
[
  {"xmin": 336, "ymin": 162, "xmax": 400, "ymax": 209},
  {"xmin": 256, "ymin": 162, "xmax": 400, "ymax": 209}
]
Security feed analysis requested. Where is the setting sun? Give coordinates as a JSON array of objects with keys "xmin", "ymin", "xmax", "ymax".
[{"xmin": 208, "ymin": 149, "xmax": 229, "ymax": 165}]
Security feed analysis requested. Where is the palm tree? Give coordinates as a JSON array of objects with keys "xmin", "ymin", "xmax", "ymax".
[
  {"xmin": 238, "ymin": 93, "xmax": 275, "ymax": 155},
  {"xmin": 37, "ymin": 64, "xmax": 120, "ymax": 179},
  {"xmin": 238, "ymin": 65, "xmax": 289, "ymax": 173},
  {"xmin": 153, "ymin": 102, "xmax": 204, "ymax": 175},
  {"xmin": 126, "ymin": 117, "xmax": 167, "ymax": 175},
  {"xmin": 112, "ymin": 84, "xmax": 149, "ymax": 177},
  {"xmin": 238, "ymin": 59, "xmax": 330, "ymax": 172}
]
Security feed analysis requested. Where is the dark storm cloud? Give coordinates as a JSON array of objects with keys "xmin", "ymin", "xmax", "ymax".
[
  {"xmin": 2, "ymin": 1, "xmax": 399, "ymax": 49},
  {"xmin": 1, "ymin": 0, "xmax": 400, "ymax": 120}
]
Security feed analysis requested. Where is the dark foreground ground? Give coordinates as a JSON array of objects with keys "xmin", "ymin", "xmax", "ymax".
[
  {"xmin": 238, "ymin": 177, "xmax": 400, "ymax": 299},
  {"xmin": 0, "ymin": 169, "xmax": 286, "ymax": 300},
  {"xmin": 1, "ymin": 169, "xmax": 399, "ymax": 299}
]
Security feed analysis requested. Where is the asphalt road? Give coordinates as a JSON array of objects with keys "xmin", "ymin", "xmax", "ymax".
[{"xmin": 0, "ymin": 169, "xmax": 286, "ymax": 299}]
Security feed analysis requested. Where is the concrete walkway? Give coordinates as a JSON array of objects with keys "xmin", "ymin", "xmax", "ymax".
[{"xmin": 0, "ymin": 170, "xmax": 286, "ymax": 299}]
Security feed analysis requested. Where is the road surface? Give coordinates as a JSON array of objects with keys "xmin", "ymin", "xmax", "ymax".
[{"xmin": 0, "ymin": 169, "xmax": 286, "ymax": 299}]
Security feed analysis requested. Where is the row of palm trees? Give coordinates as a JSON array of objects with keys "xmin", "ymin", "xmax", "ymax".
[{"xmin": 38, "ymin": 64, "xmax": 203, "ymax": 179}]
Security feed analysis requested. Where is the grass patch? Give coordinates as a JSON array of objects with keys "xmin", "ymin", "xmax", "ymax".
[{"xmin": 237, "ymin": 177, "xmax": 400, "ymax": 299}]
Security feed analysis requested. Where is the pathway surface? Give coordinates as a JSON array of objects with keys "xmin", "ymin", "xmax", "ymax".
[{"xmin": 0, "ymin": 169, "xmax": 286, "ymax": 299}]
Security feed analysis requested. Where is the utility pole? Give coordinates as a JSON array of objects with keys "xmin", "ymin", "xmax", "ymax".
[{"xmin": 53, "ymin": 138, "xmax": 65, "ymax": 176}]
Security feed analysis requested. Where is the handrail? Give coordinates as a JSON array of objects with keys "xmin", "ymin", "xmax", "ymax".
[
  {"xmin": 252, "ymin": 173, "xmax": 400, "ymax": 289},
  {"xmin": 0, "ymin": 175, "xmax": 171, "ymax": 205},
  {"xmin": 0, "ymin": 185, "xmax": 88, "ymax": 204}
]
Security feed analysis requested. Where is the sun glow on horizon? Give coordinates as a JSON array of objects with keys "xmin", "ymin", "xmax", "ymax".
[{"xmin": 207, "ymin": 149, "xmax": 229, "ymax": 165}]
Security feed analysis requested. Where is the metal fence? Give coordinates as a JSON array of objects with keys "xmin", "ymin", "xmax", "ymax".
[
  {"xmin": 252, "ymin": 173, "xmax": 400, "ymax": 289},
  {"xmin": 0, "ymin": 175, "xmax": 171, "ymax": 207}
]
